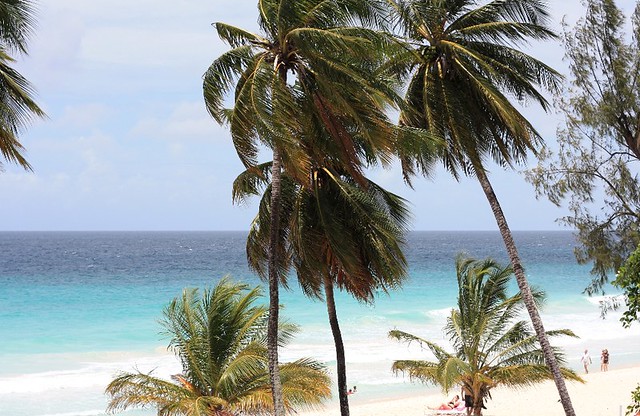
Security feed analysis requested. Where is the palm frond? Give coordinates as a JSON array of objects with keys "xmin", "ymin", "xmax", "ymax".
[
  {"xmin": 389, "ymin": 329, "xmax": 451, "ymax": 361},
  {"xmin": 203, "ymin": 45, "xmax": 258, "ymax": 125},
  {"xmin": 215, "ymin": 22, "xmax": 264, "ymax": 48},
  {"xmin": 391, "ymin": 359, "xmax": 440, "ymax": 384},
  {"xmin": 232, "ymin": 162, "xmax": 273, "ymax": 205},
  {"xmin": 0, "ymin": 50, "xmax": 45, "ymax": 171},
  {"xmin": 0, "ymin": 0, "xmax": 36, "ymax": 54},
  {"xmin": 105, "ymin": 371, "xmax": 197, "ymax": 416},
  {"xmin": 458, "ymin": 0, "xmax": 552, "ymax": 29},
  {"xmin": 279, "ymin": 358, "xmax": 332, "ymax": 411}
]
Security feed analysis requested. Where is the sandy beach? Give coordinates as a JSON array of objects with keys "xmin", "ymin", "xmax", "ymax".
[{"xmin": 300, "ymin": 366, "xmax": 640, "ymax": 416}]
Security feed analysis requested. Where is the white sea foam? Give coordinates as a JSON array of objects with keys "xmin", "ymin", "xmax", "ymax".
[
  {"xmin": 0, "ymin": 352, "xmax": 181, "ymax": 395},
  {"xmin": 425, "ymin": 307, "xmax": 454, "ymax": 318},
  {"xmin": 33, "ymin": 411, "xmax": 106, "ymax": 416},
  {"xmin": 584, "ymin": 293, "xmax": 626, "ymax": 308}
]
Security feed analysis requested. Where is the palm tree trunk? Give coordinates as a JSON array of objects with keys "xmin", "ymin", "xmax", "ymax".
[
  {"xmin": 473, "ymin": 163, "xmax": 577, "ymax": 416},
  {"xmin": 268, "ymin": 149, "xmax": 285, "ymax": 416},
  {"xmin": 323, "ymin": 273, "xmax": 350, "ymax": 416}
]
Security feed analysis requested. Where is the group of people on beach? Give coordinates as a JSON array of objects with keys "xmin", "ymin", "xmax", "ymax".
[{"xmin": 580, "ymin": 348, "xmax": 609, "ymax": 373}]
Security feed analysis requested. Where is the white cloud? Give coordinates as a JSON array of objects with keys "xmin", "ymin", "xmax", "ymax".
[
  {"xmin": 129, "ymin": 101, "xmax": 225, "ymax": 142},
  {"xmin": 79, "ymin": 27, "xmax": 215, "ymax": 69},
  {"xmin": 58, "ymin": 103, "xmax": 113, "ymax": 129}
]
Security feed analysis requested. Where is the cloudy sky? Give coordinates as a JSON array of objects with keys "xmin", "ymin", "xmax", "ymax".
[{"xmin": 0, "ymin": 1, "xmax": 625, "ymax": 231}]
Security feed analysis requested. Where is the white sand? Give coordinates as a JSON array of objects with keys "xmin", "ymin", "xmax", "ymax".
[{"xmin": 300, "ymin": 366, "xmax": 640, "ymax": 416}]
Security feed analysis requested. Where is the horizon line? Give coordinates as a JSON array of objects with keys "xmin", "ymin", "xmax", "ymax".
[{"xmin": 0, "ymin": 229, "xmax": 576, "ymax": 233}]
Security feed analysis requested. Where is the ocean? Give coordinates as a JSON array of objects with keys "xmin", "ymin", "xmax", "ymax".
[{"xmin": 1, "ymin": 231, "xmax": 638, "ymax": 416}]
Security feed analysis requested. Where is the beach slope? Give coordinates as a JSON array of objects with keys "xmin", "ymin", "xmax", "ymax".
[{"xmin": 300, "ymin": 366, "xmax": 639, "ymax": 416}]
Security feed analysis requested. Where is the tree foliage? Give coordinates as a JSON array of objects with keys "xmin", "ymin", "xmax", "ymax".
[
  {"xmin": 105, "ymin": 277, "xmax": 331, "ymax": 416},
  {"xmin": 384, "ymin": 0, "xmax": 560, "ymax": 181},
  {"xmin": 614, "ymin": 244, "xmax": 640, "ymax": 327},
  {"xmin": 526, "ymin": 0, "xmax": 640, "ymax": 298},
  {"xmin": 0, "ymin": 0, "xmax": 45, "ymax": 171},
  {"xmin": 626, "ymin": 384, "xmax": 640, "ymax": 416},
  {"xmin": 389, "ymin": 255, "xmax": 582, "ymax": 416},
  {"xmin": 203, "ymin": 0, "xmax": 401, "ymax": 187},
  {"xmin": 234, "ymin": 165, "xmax": 410, "ymax": 302},
  {"xmin": 234, "ymin": 162, "xmax": 410, "ymax": 416}
]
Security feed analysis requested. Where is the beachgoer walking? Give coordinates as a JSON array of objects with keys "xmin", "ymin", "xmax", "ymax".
[
  {"xmin": 581, "ymin": 349, "xmax": 592, "ymax": 374},
  {"xmin": 601, "ymin": 349, "xmax": 609, "ymax": 371}
]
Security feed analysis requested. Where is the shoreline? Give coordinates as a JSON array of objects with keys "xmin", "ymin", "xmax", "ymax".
[{"xmin": 300, "ymin": 365, "xmax": 640, "ymax": 416}]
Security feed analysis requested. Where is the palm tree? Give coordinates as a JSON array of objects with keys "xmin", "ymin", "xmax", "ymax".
[
  {"xmin": 0, "ymin": 0, "xmax": 45, "ymax": 171},
  {"xmin": 233, "ymin": 163, "xmax": 410, "ymax": 416},
  {"xmin": 105, "ymin": 277, "xmax": 331, "ymax": 416},
  {"xmin": 383, "ymin": 1, "xmax": 576, "ymax": 414},
  {"xmin": 291, "ymin": 169, "xmax": 409, "ymax": 416},
  {"xmin": 389, "ymin": 255, "xmax": 582, "ymax": 416},
  {"xmin": 203, "ymin": 1, "xmax": 401, "ymax": 412}
]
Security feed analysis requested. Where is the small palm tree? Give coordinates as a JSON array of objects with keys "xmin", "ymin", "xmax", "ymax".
[
  {"xmin": 105, "ymin": 277, "xmax": 330, "ymax": 416},
  {"xmin": 389, "ymin": 255, "xmax": 582, "ymax": 416},
  {"xmin": 234, "ymin": 163, "xmax": 410, "ymax": 416},
  {"xmin": 0, "ymin": 0, "xmax": 45, "ymax": 171}
]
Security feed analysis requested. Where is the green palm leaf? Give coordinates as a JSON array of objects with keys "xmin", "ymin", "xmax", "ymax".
[{"xmin": 0, "ymin": 0, "xmax": 36, "ymax": 54}]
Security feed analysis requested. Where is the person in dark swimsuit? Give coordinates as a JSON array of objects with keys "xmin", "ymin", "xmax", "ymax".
[
  {"xmin": 601, "ymin": 349, "xmax": 609, "ymax": 371},
  {"xmin": 462, "ymin": 386, "xmax": 473, "ymax": 416}
]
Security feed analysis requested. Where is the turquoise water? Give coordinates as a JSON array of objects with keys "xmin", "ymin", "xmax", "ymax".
[{"xmin": 1, "ymin": 231, "xmax": 638, "ymax": 416}]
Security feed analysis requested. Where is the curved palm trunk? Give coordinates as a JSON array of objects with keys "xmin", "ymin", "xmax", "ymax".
[
  {"xmin": 323, "ymin": 273, "xmax": 350, "ymax": 416},
  {"xmin": 473, "ymin": 164, "xmax": 576, "ymax": 416},
  {"xmin": 268, "ymin": 149, "xmax": 285, "ymax": 416}
]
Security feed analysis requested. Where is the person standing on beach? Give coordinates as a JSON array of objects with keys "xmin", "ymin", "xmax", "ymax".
[
  {"xmin": 581, "ymin": 349, "xmax": 592, "ymax": 373},
  {"xmin": 601, "ymin": 349, "xmax": 609, "ymax": 371},
  {"xmin": 462, "ymin": 385, "xmax": 473, "ymax": 416}
]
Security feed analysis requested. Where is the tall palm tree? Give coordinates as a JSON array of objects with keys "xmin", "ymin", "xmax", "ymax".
[
  {"xmin": 233, "ymin": 163, "xmax": 410, "ymax": 416},
  {"xmin": 383, "ymin": 1, "xmax": 576, "ymax": 414},
  {"xmin": 390, "ymin": 255, "xmax": 582, "ymax": 416},
  {"xmin": 105, "ymin": 277, "xmax": 331, "ymax": 416},
  {"xmin": 0, "ymin": 0, "xmax": 45, "ymax": 171},
  {"xmin": 203, "ymin": 1, "xmax": 401, "ymax": 412},
  {"xmin": 289, "ymin": 169, "xmax": 409, "ymax": 416}
]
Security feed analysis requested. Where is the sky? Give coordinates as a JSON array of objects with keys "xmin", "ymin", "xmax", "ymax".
[{"xmin": 0, "ymin": 0, "xmax": 628, "ymax": 231}]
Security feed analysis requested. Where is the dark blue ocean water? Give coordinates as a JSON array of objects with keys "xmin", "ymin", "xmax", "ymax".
[
  {"xmin": 0, "ymin": 231, "xmax": 588, "ymax": 355},
  {"xmin": 0, "ymin": 231, "xmax": 636, "ymax": 416}
]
